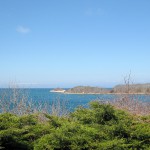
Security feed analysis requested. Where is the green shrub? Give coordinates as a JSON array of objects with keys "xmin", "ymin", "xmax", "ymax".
[{"xmin": 0, "ymin": 102, "xmax": 149, "ymax": 150}]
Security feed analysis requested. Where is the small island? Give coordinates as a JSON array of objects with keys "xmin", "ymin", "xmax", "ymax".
[{"xmin": 64, "ymin": 86, "xmax": 110, "ymax": 94}]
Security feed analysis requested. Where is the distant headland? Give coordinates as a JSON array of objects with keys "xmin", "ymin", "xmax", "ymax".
[
  {"xmin": 65, "ymin": 86, "xmax": 109, "ymax": 94},
  {"xmin": 50, "ymin": 84, "xmax": 150, "ymax": 94}
]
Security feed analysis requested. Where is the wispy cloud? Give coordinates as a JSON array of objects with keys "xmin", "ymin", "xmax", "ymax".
[{"xmin": 16, "ymin": 26, "xmax": 31, "ymax": 34}]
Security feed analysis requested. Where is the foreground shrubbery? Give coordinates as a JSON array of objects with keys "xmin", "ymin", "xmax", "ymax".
[{"xmin": 0, "ymin": 102, "xmax": 150, "ymax": 150}]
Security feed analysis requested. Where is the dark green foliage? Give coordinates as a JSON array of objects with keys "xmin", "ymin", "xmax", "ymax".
[
  {"xmin": 0, "ymin": 114, "xmax": 52, "ymax": 150},
  {"xmin": 0, "ymin": 102, "xmax": 150, "ymax": 150}
]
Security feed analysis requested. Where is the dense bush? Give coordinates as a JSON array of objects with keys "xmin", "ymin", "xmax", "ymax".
[{"xmin": 0, "ymin": 101, "xmax": 150, "ymax": 150}]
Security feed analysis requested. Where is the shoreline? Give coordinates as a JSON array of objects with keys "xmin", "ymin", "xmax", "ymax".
[{"xmin": 63, "ymin": 92, "xmax": 150, "ymax": 95}]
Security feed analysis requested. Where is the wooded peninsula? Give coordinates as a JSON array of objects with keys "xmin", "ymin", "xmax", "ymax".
[{"xmin": 59, "ymin": 84, "xmax": 150, "ymax": 94}]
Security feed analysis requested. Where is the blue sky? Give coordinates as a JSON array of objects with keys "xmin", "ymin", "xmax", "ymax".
[{"xmin": 0, "ymin": 0, "xmax": 150, "ymax": 88}]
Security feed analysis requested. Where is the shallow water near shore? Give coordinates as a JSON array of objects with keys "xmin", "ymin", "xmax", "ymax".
[{"xmin": 0, "ymin": 88, "xmax": 150, "ymax": 112}]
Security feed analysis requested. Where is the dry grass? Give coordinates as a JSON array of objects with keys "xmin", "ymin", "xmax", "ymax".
[
  {"xmin": 111, "ymin": 74, "xmax": 150, "ymax": 115},
  {"xmin": 0, "ymin": 86, "xmax": 33, "ymax": 115},
  {"xmin": 111, "ymin": 95, "xmax": 150, "ymax": 116},
  {"xmin": 0, "ymin": 84, "xmax": 69, "ymax": 117}
]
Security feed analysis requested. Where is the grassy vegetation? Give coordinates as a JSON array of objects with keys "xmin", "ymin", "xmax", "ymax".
[{"xmin": 0, "ymin": 101, "xmax": 150, "ymax": 150}]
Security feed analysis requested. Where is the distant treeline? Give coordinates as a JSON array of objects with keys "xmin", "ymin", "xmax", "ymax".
[
  {"xmin": 113, "ymin": 83, "xmax": 150, "ymax": 94},
  {"xmin": 65, "ymin": 84, "xmax": 150, "ymax": 94}
]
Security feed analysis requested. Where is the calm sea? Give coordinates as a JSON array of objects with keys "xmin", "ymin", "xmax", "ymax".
[{"xmin": 0, "ymin": 88, "xmax": 150, "ymax": 111}]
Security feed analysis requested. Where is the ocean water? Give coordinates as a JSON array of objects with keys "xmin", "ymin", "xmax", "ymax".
[{"xmin": 0, "ymin": 88, "xmax": 150, "ymax": 112}]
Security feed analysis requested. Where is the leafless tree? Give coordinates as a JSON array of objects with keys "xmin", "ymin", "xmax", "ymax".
[{"xmin": 112, "ymin": 73, "xmax": 150, "ymax": 115}]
